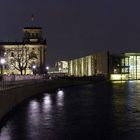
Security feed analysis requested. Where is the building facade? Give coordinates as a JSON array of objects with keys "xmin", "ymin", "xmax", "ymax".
[
  {"xmin": 68, "ymin": 52, "xmax": 140, "ymax": 80},
  {"xmin": 1, "ymin": 27, "xmax": 47, "ymax": 75},
  {"xmin": 55, "ymin": 61, "xmax": 68, "ymax": 73},
  {"xmin": 48, "ymin": 61, "xmax": 68, "ymax": 77},
  {"xmin": 68, "ymin": 52, "xmax": 109, "ymax": 78},
  {"xmin": 110, "ymin": 53, "xmax": 140, "ymax": 80}
]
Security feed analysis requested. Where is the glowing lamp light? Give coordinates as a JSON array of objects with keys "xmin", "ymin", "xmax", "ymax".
[
  {"xmin": 0, "ymin": 58, "xmax": 6, "ymax": 64},
  {"xmin": 46, "ymin": 66, "xmax": 49, "ymax": 70},
  {"xmin": 32, "ymin": 65, "xmax": 36, "ymax": 69}
]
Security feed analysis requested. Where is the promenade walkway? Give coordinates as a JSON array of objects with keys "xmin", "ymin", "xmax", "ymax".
[{"xmin": 0, "ymin": 75, "xmax": 46, "ymax": 91}]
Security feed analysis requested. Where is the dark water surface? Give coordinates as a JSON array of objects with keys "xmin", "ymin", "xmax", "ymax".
[{"xmin": 1, "ymin": 81, "xmax": 140, "ymax": 140}]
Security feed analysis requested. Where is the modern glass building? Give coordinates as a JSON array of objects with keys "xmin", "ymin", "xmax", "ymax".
[{"xmin": 110, "ymin": 53, "xmax": 140, "ymax": 80}]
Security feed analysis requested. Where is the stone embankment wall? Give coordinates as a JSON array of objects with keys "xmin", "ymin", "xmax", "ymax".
[{"xmin": 0, "ymin": 79, "xmax": 91, "ymax": 123}]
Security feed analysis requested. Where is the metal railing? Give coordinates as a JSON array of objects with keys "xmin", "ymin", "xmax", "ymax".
[{"xmin": 0, "ymin": 75, "xmax": 45, "ymax": 92}]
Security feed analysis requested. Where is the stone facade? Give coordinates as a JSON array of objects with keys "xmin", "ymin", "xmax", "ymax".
[{"xmin": 0, "ymin": 27, "xmax": 47, "ymax": 75}]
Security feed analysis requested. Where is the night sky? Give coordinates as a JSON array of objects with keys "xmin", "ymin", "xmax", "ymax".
[{"xmin": 0, "ymin": 0, "xmax": 140, "ymax": 66}]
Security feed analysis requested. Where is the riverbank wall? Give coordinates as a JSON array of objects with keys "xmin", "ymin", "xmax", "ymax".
[{"xmin": 0, "ymin": 78, "xmax": 92, "ymax": 125}]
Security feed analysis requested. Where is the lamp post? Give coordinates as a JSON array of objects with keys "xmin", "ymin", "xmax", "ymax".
[
  {"xmin": 32, "ymin": 65, "xmax": 36, "ymax": 75},
  {"xmin": 46, "ymin": 66, "xmax": 49, "ymax": 74},
  {"xmin": 0, "ymin": 58, "xmax": 6, "ymax": 75},
  {"xmin": 0, "ymin": 58, "xmax": 6, "ymax": 81},
  {"xmin": 45, "ymin": 66, "xmax": 50, "ymax": 78}
]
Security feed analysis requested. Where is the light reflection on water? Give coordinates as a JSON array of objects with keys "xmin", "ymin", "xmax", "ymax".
[
  {"xmin": 42, "ymin": 93, "xmax": 53, "ymax": 129},
  {"xmin": 28, "ymin": 100, "xmax": 40, "ymax": 124},
  {"xmin": 43, "ymin": 94, "xmax": 52, "ymax": 112},
  {"xmin": 0, "ymin": 127, "xmax": 11, "ymax": 140},
  {"xmin": 111, "ymin": 81, "xmax": 140, "ymax": 139},
  {"xmin": 56, "ymin": 89, "xmax": 64, "ymax": 106},
  {"xmin": 27, "ymin": 100, "xmax": 41, "ymax": 139},
  {"xmin": 1, "ymin": 82, "xmax": 140, "ymax": 139}
]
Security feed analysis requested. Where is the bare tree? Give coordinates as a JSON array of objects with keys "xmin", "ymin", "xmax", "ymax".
[
  {"xmin": 8, "ymin": 45, "xmax": 37, "ymax": 75},
  {"xmin": 0, "ymin": 45, "xmax": 5, "ymax": 57}
]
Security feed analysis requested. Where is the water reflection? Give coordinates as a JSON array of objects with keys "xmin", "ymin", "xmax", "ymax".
[
  {"xmin": 29, "ymin": 100, "xmax": 40, "ymax": 110},
  {"xmin": 0, "ymin": 127, "xmax": 11, "ymax": 140},
  {"xmin": 27, "ymin": 100, "xmax": 41, "ymax": 138},
  {"xmin": 1, "ymin": 82, "xmax": 140, "ymax": 139},
  {"xmin": 43, "ymin": 94, "xmax": 52, "ymax": 112},
  {"xmin": 112, "ymin": 81, "xmax": 140, "ymax": 139},
  {"xmin": 28, "ymin": 100, "xmax": 40, "ymax": 121},
  {"xmin": 56, "ymin": 89, "xmax": 64, "ymax": 106},
  {"xmin": 42, "ymin": 93, "xmax": 53, "ymax": 128}
]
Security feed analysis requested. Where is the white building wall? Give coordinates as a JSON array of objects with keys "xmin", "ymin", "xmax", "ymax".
[{"xmin": 68, "ymin": 52, "xmax": 109, "ymax": 77}]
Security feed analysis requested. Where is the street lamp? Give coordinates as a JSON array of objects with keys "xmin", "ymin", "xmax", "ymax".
[
  {"xmin": 1, "ymin": 58, "xmax": 6, "ymax": 65},
  {"xmin": 46, "ymin": 66, "xmax": 49, "ymax": 71},
  {"xmin": 0, "ymin": 58, "xmax": 6, "ymax": 75},
  {"xmin": 45, "ymin": 66, "xmax": 50, "ymax": 78},
  {"xmin": 32, "ymin": 65, "xmax": 36, "ymax": 75},
  {"xmin": 0, "ymin": 58, "xmax": 6, "ymax": 81},
  {"xmin": 45, "ymin": 66, "xmax": 49, "ymax": 74}
]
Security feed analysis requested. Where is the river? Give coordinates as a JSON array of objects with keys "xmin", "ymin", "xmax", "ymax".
[{"xmin": 0, "ymin": 81, "xmax": 140, "ymax": 140}]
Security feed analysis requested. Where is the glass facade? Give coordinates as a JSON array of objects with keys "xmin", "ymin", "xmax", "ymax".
[
  {"xmin": 124, "ymin": 54, "xmax": 140, "ymax": 80},
  {"xmin": 68, "ymin": 52, "xmax": 140, "ymax": 80},
  {"xmin": 111, "ymin": 53, "xmax": 140, "ymax": 80}
]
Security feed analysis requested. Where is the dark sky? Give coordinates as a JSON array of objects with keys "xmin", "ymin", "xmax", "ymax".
[{"xmin": 1, "ymin": 0, "xmax": 140, "ymax": 66}]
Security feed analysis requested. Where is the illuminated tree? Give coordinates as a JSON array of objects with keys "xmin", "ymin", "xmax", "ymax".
[{"xmin": 8, "ymin": 45, "xmax": 37, "ymax": 75}]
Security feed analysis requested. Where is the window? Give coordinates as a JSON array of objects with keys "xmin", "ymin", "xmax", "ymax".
[{"xmin": 11, "ymin": 52, "xmax": 14, "ymax": 57}]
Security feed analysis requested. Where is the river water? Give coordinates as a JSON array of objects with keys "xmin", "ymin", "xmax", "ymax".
[{"xmin": 0, "ymin": 81, "xmax": 140, "ymax": 140}]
